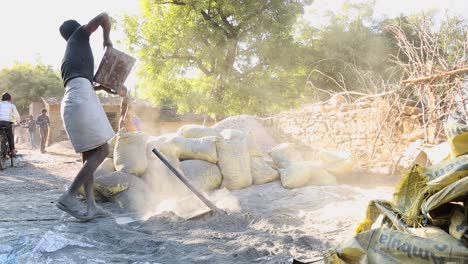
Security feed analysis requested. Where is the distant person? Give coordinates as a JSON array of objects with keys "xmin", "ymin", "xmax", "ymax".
[
  {"xmin": 0, "ymin": 93, "xmax": 21, "ymax": 156},
  {"xmin": 118, "ymin": 95, "xmax": 140, "ymax": 132},
  {"xmin": 26, "ymin": 115, "xmax": 37, "ymax": 150},
  {"xmin": 133, "ymin": 114, "xmax": 141, "ymax": 131},
  {"xmin": 36, "ymin": 109, "xmax": 50, "ymax": 153},
  {"xmin": 119, "ymin": 95, "xmax": 129, "ymax": 131},
  {"xmin": 57, "ymin": 13, "xmax": 121, "ymax": 221}
]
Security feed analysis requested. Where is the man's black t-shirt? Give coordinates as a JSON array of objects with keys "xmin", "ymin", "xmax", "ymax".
[{"xmin": 61, "ymin": 25, "xmax": 94, "ymax": 86}]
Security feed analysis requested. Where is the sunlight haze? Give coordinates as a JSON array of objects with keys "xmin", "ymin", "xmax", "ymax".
[{"xmin": 0, "ymin": 0, "xmax": 467, "ymax": 89}]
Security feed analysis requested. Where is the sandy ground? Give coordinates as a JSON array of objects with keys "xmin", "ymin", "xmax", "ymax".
[{"xmin": 0, "ymin": 144, "xmax": 397, "ymax": 264}]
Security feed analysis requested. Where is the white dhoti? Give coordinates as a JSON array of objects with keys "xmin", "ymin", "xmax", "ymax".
[{"xmin": 61, "ymin": 77, "xmax": 115, "ymax": 153}]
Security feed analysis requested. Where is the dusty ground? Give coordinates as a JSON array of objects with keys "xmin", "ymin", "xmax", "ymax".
[{"xmin": 0, "ymin": 145, "xmax": 397, "ymax": 264}]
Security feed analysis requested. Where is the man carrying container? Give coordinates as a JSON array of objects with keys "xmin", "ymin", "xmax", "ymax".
[{"xmin": 57, "ymin": 12, "xmax": 125, "ymax": 221}]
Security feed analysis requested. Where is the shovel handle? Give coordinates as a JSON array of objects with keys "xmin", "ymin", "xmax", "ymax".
[{"xmin": 152, "ymin": 148, "xmax": 222, "ymax": 213}]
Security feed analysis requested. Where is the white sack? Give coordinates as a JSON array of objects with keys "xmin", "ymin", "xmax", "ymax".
[
  {"xmin": 114, "ymin": 131, "xmax": 149, "ymax": 176},
  {"xmin": 180, "ymin": 160, "xmax": 223, "ymax": 191}
]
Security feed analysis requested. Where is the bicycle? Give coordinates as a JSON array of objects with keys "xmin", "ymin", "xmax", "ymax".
[{"xmin": 0, "ymin": 126, "xmax": 13, "ymax": 170}]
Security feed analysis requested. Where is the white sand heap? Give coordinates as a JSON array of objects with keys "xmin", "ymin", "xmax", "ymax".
[{"xmin": 212, "ymin": 115, "xmax": 277, "ymax": 154}]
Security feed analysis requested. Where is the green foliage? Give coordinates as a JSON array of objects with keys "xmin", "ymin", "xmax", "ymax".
[
  {"xmin": 124, "ymin": 0, "xmax": 462, "ymax": 115},
  {"xmin": 0, "ymin": 63, "xmax": 63, "ymax": 114},
  {"xmin": 124, "ymin": 0, "xmax": 311, "ymax": 117},
  {"xmin": 436, "ymin": 15, "xmax": 468, "ymax": 64},
  {"xmin": 299, "ymin": 1, "xmax": 399, "ymax": 97}
]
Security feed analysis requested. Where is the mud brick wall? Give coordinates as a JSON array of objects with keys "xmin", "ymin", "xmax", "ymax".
[{"xmin": 266, "ymin": 98, "xmax": 421, "ymax": 166}]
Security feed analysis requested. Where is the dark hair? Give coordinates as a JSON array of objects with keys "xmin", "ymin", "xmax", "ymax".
[
  {"xmin": 59, "ymin": 20, "xmax": 81, "ymax": 40},
  {"xmin": 1, "ymin": 93, "xmax": 11, "ymax": 101},
  {"xmin": 41, "ymin": 108, "xmax": 47, "ymax": 113}
]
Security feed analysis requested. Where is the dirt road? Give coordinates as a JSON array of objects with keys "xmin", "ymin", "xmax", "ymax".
[{"xmin": 0, "ymin": 146, "xmax": 395, "ymax": 264}]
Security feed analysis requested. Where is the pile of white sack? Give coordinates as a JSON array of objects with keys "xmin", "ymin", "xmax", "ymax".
[{"xmin": 90, "ymin": 122, "xmax": 354, "ymax": 215}]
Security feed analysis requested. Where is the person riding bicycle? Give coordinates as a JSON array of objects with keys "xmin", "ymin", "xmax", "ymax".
[{"xmin": 0, "ymin": 93, "xmax": 21, "ymax": 156}]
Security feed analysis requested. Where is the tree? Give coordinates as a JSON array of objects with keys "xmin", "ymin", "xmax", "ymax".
[
  {"xmin": 0, "ymin": 63, "xmax": 63, "ymax": 114},
  {"xmin": 124, "ymin": 0, "xmax": 312, "ymax": 118},
  {"xmin": 298, "ymin": 1, "xmax": 400, "ymax": 97}
]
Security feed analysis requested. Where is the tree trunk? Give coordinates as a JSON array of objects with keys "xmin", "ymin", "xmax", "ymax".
[{"xmin": 210, "ymin": 38, "xmax": 238, "ymax": 119}]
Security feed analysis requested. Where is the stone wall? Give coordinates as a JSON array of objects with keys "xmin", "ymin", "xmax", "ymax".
[{"xmin": 265, "ymin": 96, "xmax": 422, "ymax": 170}]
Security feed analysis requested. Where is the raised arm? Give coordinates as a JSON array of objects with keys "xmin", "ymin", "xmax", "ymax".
[{"xmin": 83, "ymin": 12, "xmax": 113, "ymax": 48}]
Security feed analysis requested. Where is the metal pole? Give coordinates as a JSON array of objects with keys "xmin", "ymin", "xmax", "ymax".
[{"xmin": 152, "ymin": 148, "xmax": 223, "ymax": 214}]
